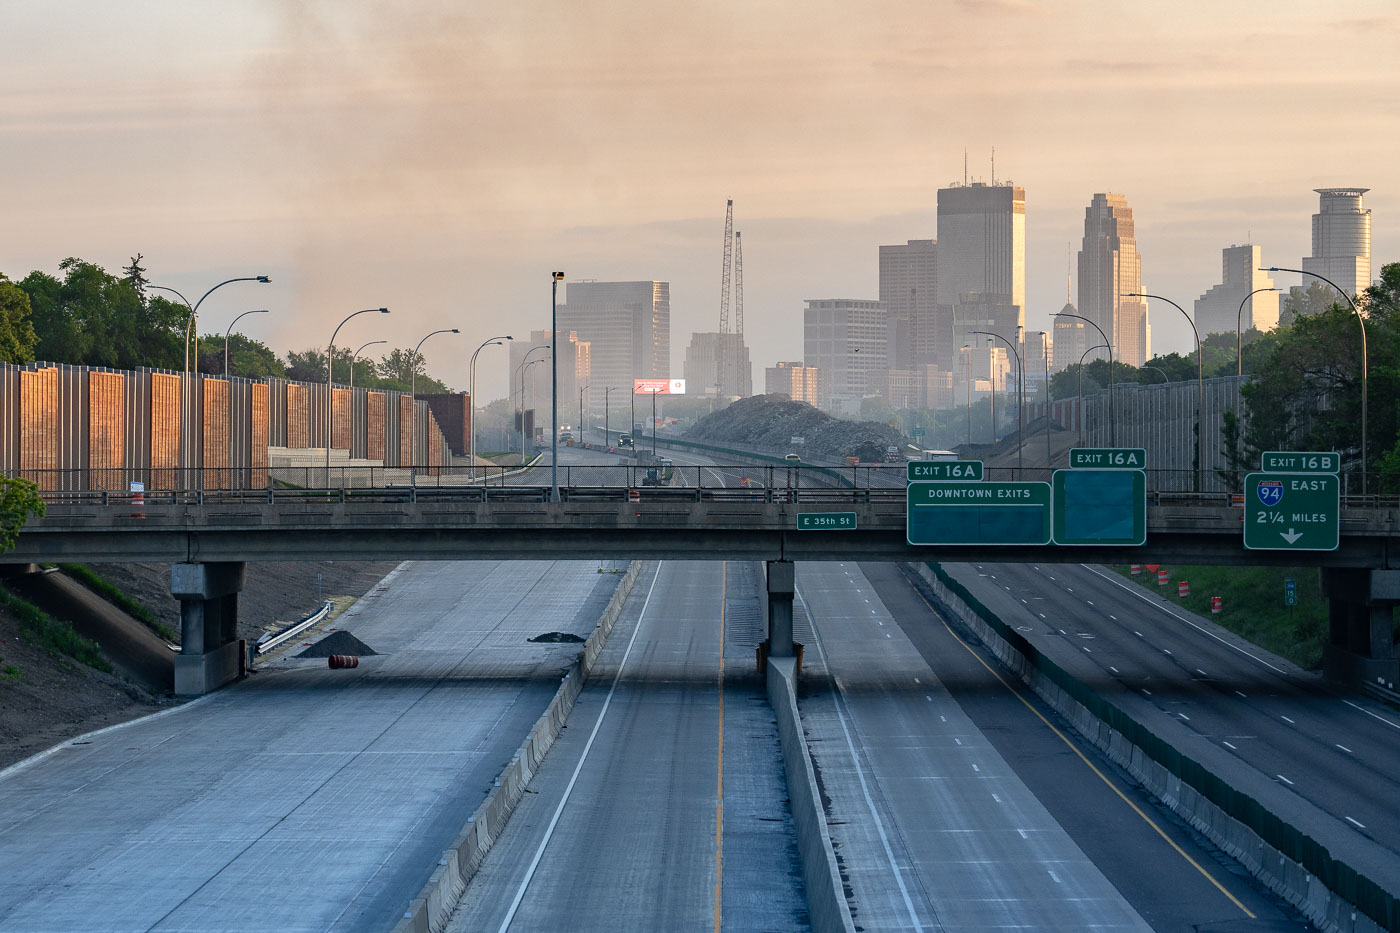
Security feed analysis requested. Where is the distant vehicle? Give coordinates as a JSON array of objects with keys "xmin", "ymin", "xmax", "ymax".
[
  {"xmin": 618, "ymin": 433, "xmax": 634, "ymax": 448},
  {"xmin": 784, "ymin": 453, "xmax": 801, "ymax": 462},
  {"xmin": 920, "ymin": 449, "xmax": 958, "ymax": 461},
  {"xmin": 844, "ymin": 456, "xmax": 860, "ymax": 467}
]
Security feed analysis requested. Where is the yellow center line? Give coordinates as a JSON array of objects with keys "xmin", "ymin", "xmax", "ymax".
[
  {"xmin": 908, "ymin": 579, "xmax": 1256, "ymax": 920},
  {"xmin": 714, "ymin": 561, "xmax": 726, "ymax": 933}
]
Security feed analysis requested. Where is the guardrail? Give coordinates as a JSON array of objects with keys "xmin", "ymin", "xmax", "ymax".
[{"xmin": 255, "ymin": 600, "xmax": 333, "ymax": 655}]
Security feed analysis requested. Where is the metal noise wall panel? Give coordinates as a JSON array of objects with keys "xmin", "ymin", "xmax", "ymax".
[
  {"xmin": 182, "ymin": 373, "xmax": 204, "ymax": 490},
  {"xmin": 286, "ymin": 383, "xmax": 310, "ymax": 448},
  {"xmin": 266, "ymin": 378, "xmax": 288, "ymax": 447},
  {"xmin": 350, "ymin": 388, "xmax": 369, "ymax": 460},
  {"xmin": 150, "ymin": 372, "xmax": 181, "ymax": 489},
  {"xmin": 88, "ymin": 370, "xmax": 126, "ymax": 491},
  {"xmin": 331, "ymin": 388, "xmax": 351, "ymax": 451},
  {"xmin": 0, "ymin": 364, "xmax": 18, "ymax": 474},
  {"xmin": 202, "ymin": 378, "xmax": 230, "ymax": 489},
  {"xmin": 19, "ymin": 367, "xmax": 59, "ymax": 488},
  {"xmin": 306, "ymin": 382, "xmax": 329, "ymax": 450},
  {"xmin": 226, "ymin": 378, "xmax": 253, "ymax": 489},
  {"xmin": 367, "ymin": 392, "xmax": 386, "ymax": 462},
  {"xmin": 251, "ymin": 383, "xmax": 269, "ymax": 487},
  {"xmin": 60, "ymin": 365, "xmax": 86, "ymax": 491},
  {"xmin": 128, "ymin": 370, "xmax": 152, "ymax": 479}
]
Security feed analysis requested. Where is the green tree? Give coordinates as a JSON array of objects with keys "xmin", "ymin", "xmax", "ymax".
[
  {"xmin": 0, "ymin": 477, "xmax": 44, "ymax": 555},
  {"xmin": 376, "ymin": 347, "xmax": 450, "ymax": 393},
  {"xmin": 198, "ymin": 332, "xmax": 286, "ymax": 378},
  {"xmin": 0, "ymin": 274, "xmax": 38, "ymax": 363},
  {"xmin": 1279, "ymin": 281, "xmax": 1343, "ymax": 326}
]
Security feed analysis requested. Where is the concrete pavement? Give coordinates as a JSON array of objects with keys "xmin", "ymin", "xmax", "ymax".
[{"xmin": 0, "ymin": 559, "xmax": 620, "ymax": 933}]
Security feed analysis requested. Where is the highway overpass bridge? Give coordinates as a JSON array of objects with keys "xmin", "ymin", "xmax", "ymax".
[{"xmin": 6, "ymin": 480, "xmax": 1400, "ymax": 695}]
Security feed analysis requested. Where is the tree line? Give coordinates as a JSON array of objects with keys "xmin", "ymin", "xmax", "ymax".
[{"xmin": 0, "ymin": 256, "xmax": 451, "ymax": 394}]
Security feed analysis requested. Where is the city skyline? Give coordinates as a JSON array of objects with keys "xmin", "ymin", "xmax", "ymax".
[{"xmin": 2, "ymin": 1, "xmax": 1396, "ymax": 401}]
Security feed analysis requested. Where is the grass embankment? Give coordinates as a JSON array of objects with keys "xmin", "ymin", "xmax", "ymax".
[
  {"xmin": 0, "ymin": 585, "xmax": 112, "ymax": 674},
  {"xmin": 1110, "ymin": 563, "xmax": 1327, "ymax": 670},
  {"xmin": 57, "ymin": 564, "xmax": 176, "ymax": 641}
]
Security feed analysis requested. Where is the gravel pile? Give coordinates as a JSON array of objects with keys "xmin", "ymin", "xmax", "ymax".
[{"xmin": 684, "ymin": 394, "xmax": 904, "ymax": 462}]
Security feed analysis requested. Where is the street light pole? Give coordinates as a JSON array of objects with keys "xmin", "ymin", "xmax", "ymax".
[
  {"xmin": 327, "ymin": 308, "xmax": 389, "ymax": 483},
  {"xmin": 1235, "ymin": 286, "xmax": 1280, "ymax": 376},
  {"xmin": 515, "ymin": 345, "xmax": 550, "ymax": 463},
  {"xmin": 1077, "ymin": 344, "xmax": 1109, "ymax": 449},
  {"xmin": 1143, "ymin": 365, "xmax": 1170, "ymax": 384},
  {"xmin": 578, "ymin": 384, "xmax": 590, "ymax": 445},
  {"xmin": 972, "ymin": 330, "xmax": 1023, "ymax": 477},
  {"xmin": 1055, "ymin": 311, "xmax": 1116, "ymax": 447},
  {"xmin": 604, "ymin": 386, "xmax": 617, "ymax": 448},
  {"xmin": 1265, "ymin": 267, "xmax": 1368, "ymax": 493},
  {"xmin": 1125, "ymin": 293, "xmax": 1202, "ymax": 491},
  {"xmin": 349, "ymin": 339, "xmax": 386, "ymax": 391},
  {"xmin": 409, "ymin": 328, "xmax": 460, "ymax": 485},
  {"xmin": 468, "ymin": 335, "xmax": 512, "ymax": 479},
  {"xmin": 149, "ymin": 275, "xmax": 270, "ymax": 489},
  {"xmin": 223, "ymin": 309, "xmax": 269, "ymax": 377},
  {"xmin": 1034, "ymin": 330, "xmax": 1051, "ymax": 468},
  {"xmin": 551, "ymin": 271, "xmax": 564, "ymax": 504}
]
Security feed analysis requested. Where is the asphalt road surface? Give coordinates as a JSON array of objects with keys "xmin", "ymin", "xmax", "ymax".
[
  {"xmin": 949, "ymin": 560, "xmax": 1400, "ymax": 857},
  {"xmin": 448, "ymin": 560, "xmax": 809, "ymax": 933},
  {"xmin": 0, "ymin": 560, "xmax": 619, "ymax": 933}
]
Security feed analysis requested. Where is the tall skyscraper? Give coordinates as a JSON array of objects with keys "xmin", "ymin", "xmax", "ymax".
[
  {"xmin": 559, "ymin": 281, "xmax": 669, "ymax": 411},
  {"xmin": 1194, "ymin": 245, "xmax": 1279, "ymax": 338},
  {"xmin": 1303, "ymin": 188, "xmax": 1371, "ymax": 297},
  {"xmin": 802, "ymin": 298, "xmax": 886, "ymax": 411},
  {"xmin": 879, "ymin": 239, "xmax": 939, "ymax": 370},
  {"xmin": 765, "ymin": 361, "xmax": 820, "ymax": 406},
  {"xmin": 936, "ymin": 182, "xmax": 1025, "ymax": 365},
  {"xmin": 1078, "ymin": 193, "xmax": 1148, "ymax": 368}
]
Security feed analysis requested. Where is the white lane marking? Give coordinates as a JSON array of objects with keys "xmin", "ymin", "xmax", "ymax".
[
  {"xmin": 992, "ymin": 793, "xmax": 1002, "ymax": 803},
  {"xmin": 797, "ymin": 587, "xmax": 925, "ymax": 933},
  {"xmin": 1079, "ymin": 564, "xmax": 1291, "ymax": 675},
  {"xmin": 1236, "ymin": 691, "xmax": 1248, "ymax": 699},
  {"xmin": 886, "ymin": 633, "xmax": 892, "ymax": 638},
  {"xmin": 496, "ymin": 562, "xmax": 663, "ymax": 932},
  {"xmin": 1066, "ymin": 588, "xmax": 1073, "ymax": 594},
  {"xmin": 1277, "ymin": 774, "xmax": 1294, "ymax": 786},
  {"xmin": 1058, "ymin": 628, "xmax": 1066, "ymax": 634},
  {"xmin": 1142, "ymin": 689, "xmax": 1152, "ymax": 696},
  {"xmin": 1048, "ymin": 575, "xmax": 1056, "ymax": 581},
  {"xmin": 1135, "ymin": 631, "xmax": 1144, "ymax": 638},
  {"xmin": 1346, "ymin": 816, "xmax": 1366, "ymax": 829},
  {"xmin": 1337, "ymin": 744, "xmax": 1353, "ymax": 753},
  {"xmin": 914, "ymin": 678, "xmax": 920, "ymax": 684},
  {"xmin": 1020, "ymin": 599, "xmax": 1027, "ymax": 604},
  {"xmin": 926, "ymin": 696, "xmax": 932, "ymax": 702},
  {"xmin": 954, "ymin": 738, "xmax": 962, "ymax": 745},
  {"xmin": 940, "ymin": 715, "xmax": 946, "ymax": 721},
  {"xmin": 1017, "ymin": 829, "xmax": 1028, "ymax": 839},
  {"xmin": 1040, "ymin": 614, "xmax": 1047, "ymax": 620},
  {"xmin": 1109, "ymin": 615, "xmax": 1118, "ymax": 621},
  {"xmin": 1086, "ymin": 600, "xmax": 1094, "ymax": 606},
  {"xmin": 1281, "ymin": 715, "xmax": 1295, "ymax": 725},
  {"xmin": 1179, "ymin": 713, "xmax": 1190, "ymax": 721},
  {"xmin": 1162, "ymin": 649, "xmax": 1172, "ymax": 656},
  {"xmin": 1222, "ymin": 741, "xmax": 1237, "ymax": 750},
  {"xmin": 1109, "ymin": 666, "xmax": 1119, "ymax": 674},
  {"xmin": 971, "ymin": 764, "xmax": 980, "ymax": 772},
  {"xmin": 1048, "ymin": 870, "xmax": 1061, "ymax": 884},
  {"xmin": 1342, "ymin": 699, "xmax": 1400, "ymax": 732},
  {"xmin": 1082, "ymin": 647, "xmax": 1092, "ymax": 653},
  {"xmin": 878, "ymin": 620, "xmax": 884, "ymax": 626},
  {"xmin": 1196, "ymin": 669, "xmax": 1208, "ymax": 676}
]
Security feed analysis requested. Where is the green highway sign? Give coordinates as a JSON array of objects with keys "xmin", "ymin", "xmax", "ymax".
[
  {"xmin": 1069, "ymin": 448, "xmax": 1146, "ymax": 469},
  {"xmin": 907, "ymin": 481, "xmax": 1051, "ymax": 546},
  {"xmin": 1243, "ymin": 473, "xmax": 1339, "ymax": 551},
  {"xmin": 907, "ymin": 460, "xmax": 983, "ymax": 482},
  {"xmin": 796, "ymin": 512, "xmax": 856, "ymax": 531},
  {"xmin": 1052, "ymin": 469, "xmax": 1146, "ymax": 546},
  {"xmin": 912, "ymin": 426, "xmax": 926, "ymax": 438},
  {"xmin": 1261, "ymin": 450, "xmax": 1339, "ymax": 474}
]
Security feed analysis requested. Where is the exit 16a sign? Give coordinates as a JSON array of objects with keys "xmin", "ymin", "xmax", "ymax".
[
  {"xmin": 907, "ymin": 460, "xmax": 983, "ymax": 482},
  {"xmin": 1069, "ymin": 448, "xmax": 1146, "ymax": 469},
  {"xmin": 1243, "ymin": 473, "xmax": 1339, "ymax": 551}
]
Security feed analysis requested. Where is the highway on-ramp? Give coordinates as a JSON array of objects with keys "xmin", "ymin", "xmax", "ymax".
[{"xmin": 0, "ymin": 560, "xmax": 620, "ymax": 933}]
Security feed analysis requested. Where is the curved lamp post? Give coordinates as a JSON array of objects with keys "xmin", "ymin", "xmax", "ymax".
[
  {"xmin": 468, "ymin": 335, "xmax": 513, "ymax": 478},
  {"xmin": 409, "ymin": 328, "xmax": 460, "ymax": 484},
  {"xmin": 1125, "ymin": 293, "xmax": 1202, "ymax": 491},
  {"xmin": 551, "ymin": 271, "xmax": 565, "ymax": 504},
  {"xmin": 223, "ymin": 309, "xmax": 269, "ymax": 377},
  {"xmin": 1265, "ymin": 266, "xmax": 1368, "ymax": 493},
  {"xmin": 150, "ymin": 275, "xmax": 270, "ymax": 489},
  {"xmin": 327, "ymin": 308, "xmax": 389, "ymax": 481},
  {"xmin": 1236, "ymin": 286, "xmax": 1280, "ymax": 376},
  {"xmin": 1055, "ymin": 311, "xmax": 1116, "ymax": 447},
  {"xmin": 1077, "ymin": 344, "xmax": 1110, "ymax": 448},
  {"xmin": 971, "ymin": 330, "xmax": 1023, "ymax": 477},
  {"xmin": 1143, "ymin": 365, "xmax": 1170, "ymax": 384},
  {"xmin": 516, "ymin": 346, "xmax": 551, "ymax": 460},
  {"xmin": 349, "ymin": 339, "xmax": 386, "ymax": 390}
]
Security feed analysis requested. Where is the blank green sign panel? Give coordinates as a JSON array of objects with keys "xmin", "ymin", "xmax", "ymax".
[{"xmin": 1052, "ymin": 469, "xmax": 1146, "ymax": 546}]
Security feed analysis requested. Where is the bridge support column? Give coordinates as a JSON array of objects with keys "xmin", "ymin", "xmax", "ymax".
[
  {"xmin": 1320, "ymin": 568, "xmax": 1399, "ymax": 690},
  {"xmin": 172, "ymin": 562, "xmax": 246, "ymax": 696},
  {"xmin": 767, "ymin": 559, "xmax": 795, "ymax": 659}
]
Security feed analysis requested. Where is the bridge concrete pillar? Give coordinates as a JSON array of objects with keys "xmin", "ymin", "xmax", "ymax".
[
  {"xmin": 1320, "ymin": 568, "xmax": 1399, "ymax": 690},
  {"xmin": 172, "ymin": 562, "xmax": 246, "ymax": 696},
  {"xmin": 767, "ymin": 559, "xmax": 795, "ymax": 659}
]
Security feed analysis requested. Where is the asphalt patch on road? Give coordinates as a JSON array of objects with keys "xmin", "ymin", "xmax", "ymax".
[
  {"xmin": 297, "ymin": 630, "xmax": 379, "ymax": 658},
  {"xmin": 528, "ymin": 631, "xmax": 586, "ymax": 643}
]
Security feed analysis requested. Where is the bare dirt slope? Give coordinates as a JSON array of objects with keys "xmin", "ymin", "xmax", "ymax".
[{"xmin": 0, "ymin": 560, "xmax": 399, "ymax": 771}]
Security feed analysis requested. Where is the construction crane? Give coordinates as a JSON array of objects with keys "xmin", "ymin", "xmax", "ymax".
[
  {"xmin": 733, "ymin": 231, "xmax": 743, "ymax": 337},
  {"xmin": 718, "ymin": 199, "xmax": 733, "ymax": 334}
]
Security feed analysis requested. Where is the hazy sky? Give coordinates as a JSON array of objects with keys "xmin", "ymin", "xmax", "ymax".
[{"xmin": 3, "ymin": 0, "xmax": 1396, "ymax": 399}]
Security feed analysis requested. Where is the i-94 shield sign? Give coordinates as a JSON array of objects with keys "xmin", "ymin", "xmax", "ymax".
[{"xmin": 1256, "ymin": 479, "xmax": 1283, "ymax": 507}]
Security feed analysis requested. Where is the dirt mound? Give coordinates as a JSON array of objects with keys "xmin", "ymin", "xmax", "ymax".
[
  {"xmin": 528, "ymin": 631, "xmax": 585, "ymax": 643},
  {"xmin": 684, "ymin": 394, "xmax": 904, "ymax": 462},
  {"xmin": 297, "ymin": 630, "xmax": 378, "ymax": 658}
]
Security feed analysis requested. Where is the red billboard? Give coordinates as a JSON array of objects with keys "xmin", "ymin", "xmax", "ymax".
[{"xmin": 632, "ymin": 378, "xmax": 686, "ymax": 395}]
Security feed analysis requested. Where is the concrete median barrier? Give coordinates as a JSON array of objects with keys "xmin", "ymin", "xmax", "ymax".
[{"xmin": 392, "ymin": 559, "xmax": 642, "ymax": 933}]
